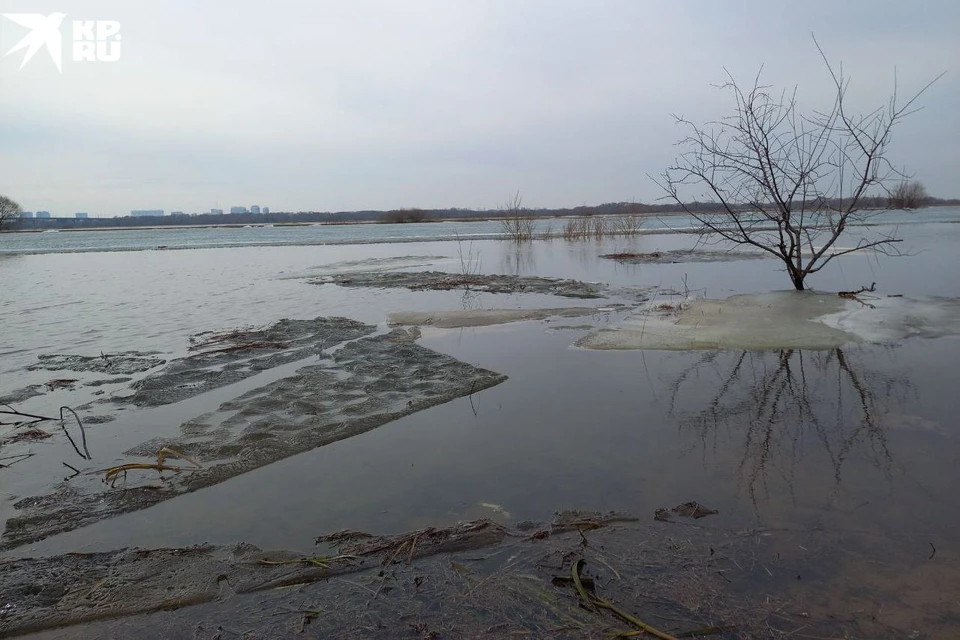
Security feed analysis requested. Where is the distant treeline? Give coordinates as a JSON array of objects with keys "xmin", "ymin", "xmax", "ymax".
[{"xmin": 11, "ymin": 197, "xmax": 960, "ymax": 230}]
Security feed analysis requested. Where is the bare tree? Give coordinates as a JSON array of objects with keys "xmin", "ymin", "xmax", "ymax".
[
  {"xmin": 497, "ymin": 191, "xmax": 535, "ymax": 242},
  {"xmin": 657, "ymin": 39, "xmax": 943, "ymax": 290},
  {"xmin": 0, "ymin": 195, "xmax": 22, "ymax": 231},
  {"xmin": 889, "ymin": 180, "xmax": 928, "ymax": 209}
]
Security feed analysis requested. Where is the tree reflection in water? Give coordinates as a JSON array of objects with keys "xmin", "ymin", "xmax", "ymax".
[{"xmin": 667, "ymin": 348, "xmax": 912, "ymax": 513}]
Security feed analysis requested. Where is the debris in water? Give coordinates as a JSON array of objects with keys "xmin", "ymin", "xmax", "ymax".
[
  {"xmin": 479, "ymin": 502, "xmax": 512, "ymax": 518},
  {"xmin": 657, "ymin": 501, "xmax": 719, "ymax": 520}
]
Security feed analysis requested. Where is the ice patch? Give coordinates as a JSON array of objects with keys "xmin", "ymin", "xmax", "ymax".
[
  {"xmin": 819, "ymin": 296, "xmax": 960, "ymax": 343},
  {"xmin": 577, "ymin": 291, "xmax": 960, "ymax": 351}
]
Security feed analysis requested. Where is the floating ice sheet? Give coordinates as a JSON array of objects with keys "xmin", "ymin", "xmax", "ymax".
[{"xmin": 577, "ymin": 291, "xmax": 960, "ymax": 351}]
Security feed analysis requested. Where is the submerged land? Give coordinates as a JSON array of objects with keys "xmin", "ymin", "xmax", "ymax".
[{"xmin": 2, "ymin": 223, "xmax": 960, "ymax": 638}]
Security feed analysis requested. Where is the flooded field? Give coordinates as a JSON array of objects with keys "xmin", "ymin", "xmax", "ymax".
[{"xmin": 1, "ymin": 218, "xmax": 959, "ymax": 638}]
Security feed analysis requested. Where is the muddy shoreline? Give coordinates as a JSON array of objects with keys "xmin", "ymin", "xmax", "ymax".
[
  {"xmin": 0, "ymin": 512, "xmax": 799, "ymax": 639},
  {"xmin": 3, "ymin": 511, "xmax": 944, "ymax": 639}
]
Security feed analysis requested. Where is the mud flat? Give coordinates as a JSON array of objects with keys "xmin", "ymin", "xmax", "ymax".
[
  {"xmin": 277, "ymin": 255, "xmax": 449, "ymax": 280},
  {"xmin": 388, "ymin": 307, "xmax": 602, "ymax": 329},
  {"xmin": 0, "ymin": 386, "xmax": 46, "ymax": 406},
  {"xmin": 27, "ymin": 352, "xmax": 165, "ymax": 376},
  {"xmin": 2, "ymin": 323, "xmax": 507, "ymax": 550},
  {"xmin": 122, "ymin": 317, "xmax": 377, "ymax": 407},
  {"xmin": 1, "ymin": 319, "xmax": 377, "ymax": 413},
  {"xmin": 601, "ymin": 249, "xmax": 768, "ymax": 264},
  {"xmin": 314, "ymin": 270, "xmax": 605, "ymax": 298}
]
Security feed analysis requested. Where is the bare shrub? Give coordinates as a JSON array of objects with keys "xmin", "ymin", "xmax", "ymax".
[
  {"xmin": 455, "ymin": 233, "xmax": 482, "ymax": 279},
  {"xmin": 562, "ymin": 214, "xmax": 642, "ymax": 240},
  {"xmin": 562, "ymin": 216, "xmax": 591, "ymax": 240},
  {"xmin": 0, "ymin": 195, "xmax": 22, "ymax": 231},
  {"xmin": 889, "ymin": 180, "xmax": 928, "ymax": 209},
  {"xmin": 591, "ymin": 216, "xmax": 606, "ymax": 238},
  {"xmin": 498, "ymin": 191, "xmax": 535, "ymax": 242},
  {"xmin": 609, "ymin": 214, "xmax": 644, "ymax": 235}
]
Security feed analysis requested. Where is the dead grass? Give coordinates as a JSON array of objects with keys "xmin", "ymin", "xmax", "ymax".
[
  {"xmin": 562, "ymin": 215, "xmax": 643, "ymax": 240},
  {"xmin": 45, "ymin": 379, "xmax": 78, "ymax": 391},
  {"xmin": 3, "ymin": 428, "xmax": 52, "ymax": 444},
  {"xmin": 188, "ymin": 328, "xmax": 289, "ymax": 357}
]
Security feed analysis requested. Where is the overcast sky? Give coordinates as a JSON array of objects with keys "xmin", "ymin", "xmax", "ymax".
[{"xmin": 0, "ymin": 0, "xmax": 956, "ymax": 216}]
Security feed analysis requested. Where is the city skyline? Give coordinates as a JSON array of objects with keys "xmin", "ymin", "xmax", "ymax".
[{"xmin": 17, "ymin": 204, "xmax": 273, "ymax": 218}]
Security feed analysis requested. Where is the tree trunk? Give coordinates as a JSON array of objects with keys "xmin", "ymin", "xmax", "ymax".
[{"xmin": 783, "ymin": 259, "xmax": 806, "ymax": 291}]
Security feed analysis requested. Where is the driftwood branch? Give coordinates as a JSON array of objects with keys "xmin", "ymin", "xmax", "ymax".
[
  {"xmin": 838, "ymin": 282, "xmax": 876, "ymax": 297},
  {"xmin": 0, "ymin": 405, "xmax": 91, "ymax": 460}
]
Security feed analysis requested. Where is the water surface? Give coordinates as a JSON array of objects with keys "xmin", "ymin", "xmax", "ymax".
[{"xmin": 2, "ymin": 218, "xmax": 959, "ymax": 634}]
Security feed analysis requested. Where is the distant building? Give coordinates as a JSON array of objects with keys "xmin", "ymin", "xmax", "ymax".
[
  {"xmin": 250, "ymin": 205, "xmax": 261, "ymax": 214},
  {"xmin": 36, "ymin": 211, "xmax": 51, "ymax": 219},
  {"xmin": 21, "ymin": 211, "xmax": 34, "ymax": 218},
  {"xmin": 230, "ymin": 206, "xmax": 248, "ymax": 214},
  {"xmin": 131, "ymin": 209, "xmax": 164, "ymax": 217},
  {"xmin": 262, "ymin": 207, "xmax": 270, "ymax": 214},
  {"xmin": 75, "ymin": 212, "xmax": 89, "ymax": 219},
  {"xmin": 211, "ymin": 208, "xmax": 224, "ymax": 215},
  {"xmin": 171, "ymin": 210, "xmax": 185, "ymax": 216}
]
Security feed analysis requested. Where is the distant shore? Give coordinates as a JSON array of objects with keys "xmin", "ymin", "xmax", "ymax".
[{"xmin": 4, "ymin": 211, "xmax": 689, "ymax": 234}]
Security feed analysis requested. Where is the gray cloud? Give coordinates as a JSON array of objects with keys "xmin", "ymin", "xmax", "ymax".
[{"xmin": 0, "ymin": 0, "xmax": 956, "ymax": 215}]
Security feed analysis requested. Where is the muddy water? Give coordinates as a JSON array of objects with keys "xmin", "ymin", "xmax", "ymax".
[{"xmin": 2, "ymin": 221, "xmax": 960, "ymax": 634}]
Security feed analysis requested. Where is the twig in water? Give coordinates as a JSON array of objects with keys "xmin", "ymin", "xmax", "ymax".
[
  {"xmin": 60, "ymin": 406, "xmax": 90, "ymax": 460},
  {"xmin": 571, "ymin": 559, "xmax": 678, "ymax": 640},
  {"xmin": 590, "ymin": 554, "xmax": 621, "ymax": 580},
  {"xmin": 929, "ymin": 542, "xmax": 936, "ymax": 560},
  {"xmin": 838, "ymin": 283, "xmax": 878, "ymax": 308},
  {"xmin": 0, "ymin": 405, "xmax": 91, "ymax": 460},
  {"xmin": 103, "ymin": 463, "xmax": 194, "ymax": 488},
  {"xmin": 338, "ymin": 578, "xmax": 377, "ymax": 596},
  {"xmin": 257, "ymin": 555, "xmax": 355, "ymax": 569},
  {"xmin": 0, "ymin": 407, "xmax": 51, "ymax": 428},
  {"xmin": 157, "ymin": 446, "xmax": 202, "ymax": 468},
  {"xmin": 384, "ymin": 540, "xmax": 410, "ymax": 567},
  {"xmin": 62, "ymin": 462, "xmax": 81, "ymax": 479},
  {"xmin": 58, "ymin": 421, "xmax": 86, "ymax": 460},
  {"xmin": 407, "ymin": 534, "xmax": 420, "ymax": 564},
  {"xmin": 838, "ymin": 282, "xmax": 877, "ymax": 297},
  {"xmin": 468, "ymin": 381, "xmax": 479, "ymax": 416},
  {"xmin": 0, "ymin": 453, "xmax": 35, "ymax": 468}
]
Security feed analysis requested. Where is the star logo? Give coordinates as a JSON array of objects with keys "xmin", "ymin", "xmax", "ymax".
[{"xmin": 2, "ymin": 13, "xmax": 67, "ymax": 73}]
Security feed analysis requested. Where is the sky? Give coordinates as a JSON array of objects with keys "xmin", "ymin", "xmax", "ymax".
[{"xmin": 0, "ymin": 0, "xmax": 957, "ymax": 217}]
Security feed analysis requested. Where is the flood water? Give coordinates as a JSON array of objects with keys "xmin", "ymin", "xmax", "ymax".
[{"xmin": 2, "ymin": 217, "xmax": 960, "ymax": 635}]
